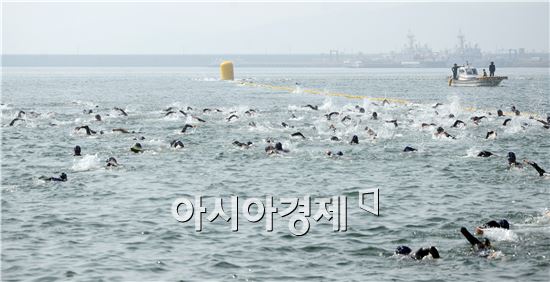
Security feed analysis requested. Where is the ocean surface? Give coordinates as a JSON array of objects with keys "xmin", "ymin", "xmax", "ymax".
[{"xmin": 2, "ymin": 67, "xmax": 549, "ymax": 281}]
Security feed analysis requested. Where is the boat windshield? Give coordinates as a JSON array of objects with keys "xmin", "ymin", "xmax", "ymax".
[{"xmin": 466, "ymin": 68, "xmax": 478, "ymax": 75}]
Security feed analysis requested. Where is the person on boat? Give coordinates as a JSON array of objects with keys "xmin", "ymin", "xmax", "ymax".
[
  {"xmin": 482, "ymin": 69, "xmax": 488, "ymax": 77},
  {"xmin": 451, "ymin": 63, "xmax": 459, "ymax": 79},
  {"xmin": 489, "ymin": 62, "xmax": 496, "ymax": 77}
]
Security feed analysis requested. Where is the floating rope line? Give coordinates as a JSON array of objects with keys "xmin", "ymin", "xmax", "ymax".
[{"xmin": 237, "ymin": 81, "xmax": 545, "ymax": 120}]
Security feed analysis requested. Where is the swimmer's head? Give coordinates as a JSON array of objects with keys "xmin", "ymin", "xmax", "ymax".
[
  {"xmin": 482, "ymin": 238, "xmax": 491, "ymax": 248},
  {"xmin": 437, "ymin": 127, "xmax": 444, "ymax": 133},
  {"xmin": 275, "ymin": 142, "xmax": 283, "ymax": 151},
  {"xmin": 74, "ymin": 145, "xmax": 81, "ymax": 156},
  {"xmin": 498, "ymin": 219, "xmax": 510, "ymax": 230},
  {"xmin": 60, "ymin": 173, "xmax": 67, "ymax": 181},
  {"xmin": 395, "ymin": 246, "xmax": 412, "ymax": 255},
  {"xmin": 507, "ymin": 152, "xmax": 516, "ymax": 164},
  {"xmin": 131, "ymin": 143, "xmax": 143, "ymax": 153}
]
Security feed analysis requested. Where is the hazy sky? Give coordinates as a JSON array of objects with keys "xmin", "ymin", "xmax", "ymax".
[{"xmin": 3, "ymin": 1, "xmax": 549, "ymax": 54}]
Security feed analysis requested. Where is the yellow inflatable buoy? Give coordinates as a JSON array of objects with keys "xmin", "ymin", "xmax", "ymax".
[{"xmin": 220, "ymin": 61, "xmax": 234, "ymax": 80}]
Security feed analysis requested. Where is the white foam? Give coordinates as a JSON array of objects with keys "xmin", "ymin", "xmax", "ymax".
[
  {"xmin": 482, "ymin": 228, "xmax": 519, "ymax": 242},
  {"xmin": 72, "ymin": 154, "xmax": 102, "ymax": 172}
]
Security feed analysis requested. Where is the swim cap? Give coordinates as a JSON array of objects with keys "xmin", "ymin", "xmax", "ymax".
[
  {"xmin": 498, "ymin": 219, "xmax": 510, "ymax": 230},
  {"xmin": 507, "ymin": 152, "xmax": 516, "ymax": 163},
  {"xmin": 131, "ymin": 143, "xmax": 143, "ymax": 153},
  {"xmin": 395, "ymin": 246, "xmax": 412, "ymax": 255}
]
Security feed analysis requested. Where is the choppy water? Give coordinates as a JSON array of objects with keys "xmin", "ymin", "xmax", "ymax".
[{"xmin": 2, "ymin": 67, "xmax": 549, "ymax": 281}]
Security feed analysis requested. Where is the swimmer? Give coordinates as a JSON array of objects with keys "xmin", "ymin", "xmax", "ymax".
[
  {"xmin": 245, "ymin": 109, "xmax": 255, "ymax": 116},
  {"xmin": 485, "ymin": 131, "xmax": 497, "ymax": 139},
  {"xmin": 470, "ymin": 116, "xmax": 486, "ymax": 125},
  {"xmin": 74, "ymin": 146, "xmax": 82, "ymax": 156},
  {"xmin": 179, "ymin": 110, "xmax": 188, "ymax": 116},
  {"xmin": 358, "ymin": 107, "xmax": 365, "ymax": 113},
  {"xmin": 106, "ymin": 157, "xmax": 119, "ymax": 167},
  {"xmin": 165, "ymin": 111, "xmax": 178, "ymax": 117},
  {"xmin": 8, "ymin": 110, "xmax": 26, "ymax": 126},
  {"xmin": 330, "ymin": 136, "xmax": 340, "ymax": 141},
  {"xmin": 134, "ymin": 136, "xmax": 145, "ymax": 141},
  {"xmin": 170, "ymin": 140, "xmax": 184, "ymax": 149},
  {"xmin": 503, "ymin": 118, "xmax": 512, "ymax": 126},
  {"xmin": 325, "ymin": 112, "xmax": 339, "ymax": 120},
  {"xmin": 281, "ymin": 122, "xmax": 291, "ymax": 128},
  {"xmin": 403, "ymin": 146, "xmax": 417, "ymax": 152},
  {"xmin": 164, "ymin": 106, "xmax": 177, "ymax": 112},
  {"xmin": 386, "ymin": 120, "xmax": 398, "ymax": 127},
  {"xmin": 477, "ymin": 151, "xmax": 493, "ymax": 157},
  {"xmin": 291, "ymin": 132, "xmax": 306, "ymax": 139},
  {"xmin": 460, "ymin": 227, "xmax": 493, "ymax": 257},
  {"xmin": 507, "ymin": 152, "xmax": 523, "ymax": 168},
  {"xmin": 265, "ymin": 142, "xmax": 288, "ymax": 155},
  {"xmin": 435, "ymin": 127, "xmax": 455, "ymax": 139},
  {"xmin": 534, "ymin": 117, "xmax": 550, "ymax": 129},
  {"xmin": 475, "ymin": 219, "xmax": 510, "ymax": 235},
  {"xmin": 497, "ymin": 109, "xmax": 504, "ymax": 117},
  {"xmin": 181, "ymin": 124, "xmax": 195, "ymax": 133},
  {"xmin": 421, "ymin": 123, "xmax": 436, "ymax": 128},
  {"xmin": 39, "ymin": 172, "xmax": 67, "ymax": 182},
  {"xmin": 394, "ymin": 246, "xmax": 440, "ymax": 260},
  {"xmin": 350, "ymin": 135, "xmax": 359, "ymax": 145},
  {"xmin": 112, "ymin": 128, "xmax": 134, "ymax": 134},
  {"xmin": 448, "ymin": 114, "xmax": 455, "ymax": 119},
  {"xmin": 382, "ymin": 99, "xmax": 390, "ymax": 106},
  {"xmin": 130, "ymin": 143, "xmax": 143, "ymax": 153},
  {"xmin": 203, "ymin": 108, "xmax": 212, "ymax": 113},
  {"xmin": 364, "ymin": 126, "xmax": 377, "ymax": 138},
  {"xmin": 113, "ymin": 107, "xmax": 128, "ymax": 116},
  {"xmin": 433, "ymin": 103, "xmax": 443, "ymax": 109},
  {"xmin": 193, "ymin": 116, "xmax": 206, "ymax": 123},
  {"xmin": 329, "ymin": 124, "xmax": 337, "ymax": 133},
  {"xmin": 226, "ymin": 114, "xmax": 239, "ymax": 122},
  {"xmin": 95, "ymin": 114, "xmax": 102, "ymax": 121},
  {"xmin": 303, "ymin": 104, "xmax": 318, "ymax": 111},
  {"xmin": 233, "ymin": 141, "xmax": 252, "ymax": 149},
  {"xmin": 523, "ymin": 160, "xmax": 547, "ymax": 176},
  {"xmin": 326, "ymin": 150, "xmax": 343, "ymax": 157},
  {"xmin": 371, "ymin": 112, "xmax": 378, "ymax": 120},
  {"xmin": 75, "ymin": 125, "xmax": 97, "ymax": 135},
  {"xmin": 341, "ymin": 115, "xmax": 352, "ymax": 123},
  {"xmin": 248, "ymin": 122, "xmax": 256, "ymax": 127},
  {"xmin": 451, "ymin": 120, "xmax": 466, "ymax": 128}
]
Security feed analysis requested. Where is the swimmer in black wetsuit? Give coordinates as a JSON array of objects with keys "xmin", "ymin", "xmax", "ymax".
[
  {"xmin": 470, "ymin": 116, "xmax": 486, "ymax": 125},
  {"xmin": 233, "ymin": 141, "xmax": 252, "ymax": 148},
  {"xmin": 131, "ymin": 143, "xmax": 143, "ymax": 153},
  {"xmin": 475, "ymin": 219, "xmax": 510, "ymax": 235},
  {"xmin": 326, "ymin": 150, "xmax": 343, "ymax": 157},
  {"xmin": 170, "ymin": 140, "xmax": 184, "ymax": 148},
  {"xmin": 460, "ymin": 227, "xmax": 492, "ymax": 254},
  {"xmin": 485, "ymin": 131, "xmax": 497, "ymax": 139},
  {"xmin": 451, "ymin": 120, "xmax": 465, "ymax": 128},
  {"xmin": 39, "ymin": 172, "xmax": 67, "ymax": 182},
  {"xmin": 394, "ymin": 245, "xmax": 440, "ymax": 260},
  {"xmin": 435, "ymin": 127, "xmax": 455, "ymax": 139},
  {"xmin": 291, "ymin": 132, "xmax": 306, "ymax": 139},
  {"xmin": 226, "ymin": 114, "xmax": 239, "ymax": 122},
  {"xmin": 503, "ymin": 118, "xmax": 512, "ymax": 126},
  {"xmin": 75, "ymin": 125, "xmax": 97, "ymax": 135},
  {"xmin": 371, "ymin": 112, "xmax": 378, "ymax": 120},
  {"xmin": 181, "ymin": 124, "xmax": 195, "ymax": 133},
  {"xmin": 497, "ymin": 109, "xmax": 504, "ymax": 117},
  {"xmin": 477, "ymin": 151, "xmax": 493, "ymax": 157},
  {"xmin": 114, "ymin": 107, "xmax": 128, "ymax": 116},
  {"xmin": 403, "ymin": 146, "xmax": 417, "ymax": 152},
  {"xmin": 106, "ymin": 157, "xmax": 119, "ymax": 167},
  {"xmin": 325, "ymin": 112, "xmax": 339, "ymax": 120},
  {"xmin": 303, "ymin": 105, "xmax": 318, "ymax": 110},
  {"xmin": 350, "ymin": 135, "xmax": 359, "ymax": 145}
]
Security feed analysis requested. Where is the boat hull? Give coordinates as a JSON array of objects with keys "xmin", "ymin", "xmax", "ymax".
[{"xmin": 448, "ymin": 76, "xmax": 508, "ymax": 87}]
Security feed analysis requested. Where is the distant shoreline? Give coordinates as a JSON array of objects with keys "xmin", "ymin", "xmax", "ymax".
[{"xmin": 3, "ymin": 54, "xmax": 549, "ymax": 68}]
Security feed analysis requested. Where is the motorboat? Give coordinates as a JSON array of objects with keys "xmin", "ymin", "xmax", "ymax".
[{"xmin": 448, "ymin": 65, "xmax": 507, "ymax": 86}]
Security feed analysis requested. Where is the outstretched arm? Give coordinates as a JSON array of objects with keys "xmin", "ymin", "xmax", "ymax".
[
  {"xmin": 461, "ymin": 227, "xmax": 482, "ymax": 247},
  {"xmin": 524, "ymin": 160, "xmax": 546, "ymax": 176}
]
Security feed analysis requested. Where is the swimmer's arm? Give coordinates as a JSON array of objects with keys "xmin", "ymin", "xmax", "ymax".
[
  {"xmin": 524, "ymin": 160, "xmax": 546, "ymax": 176},
  {"xmin": 461, "ymin": 227, "xmax": 482, "ymax": 247}
]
